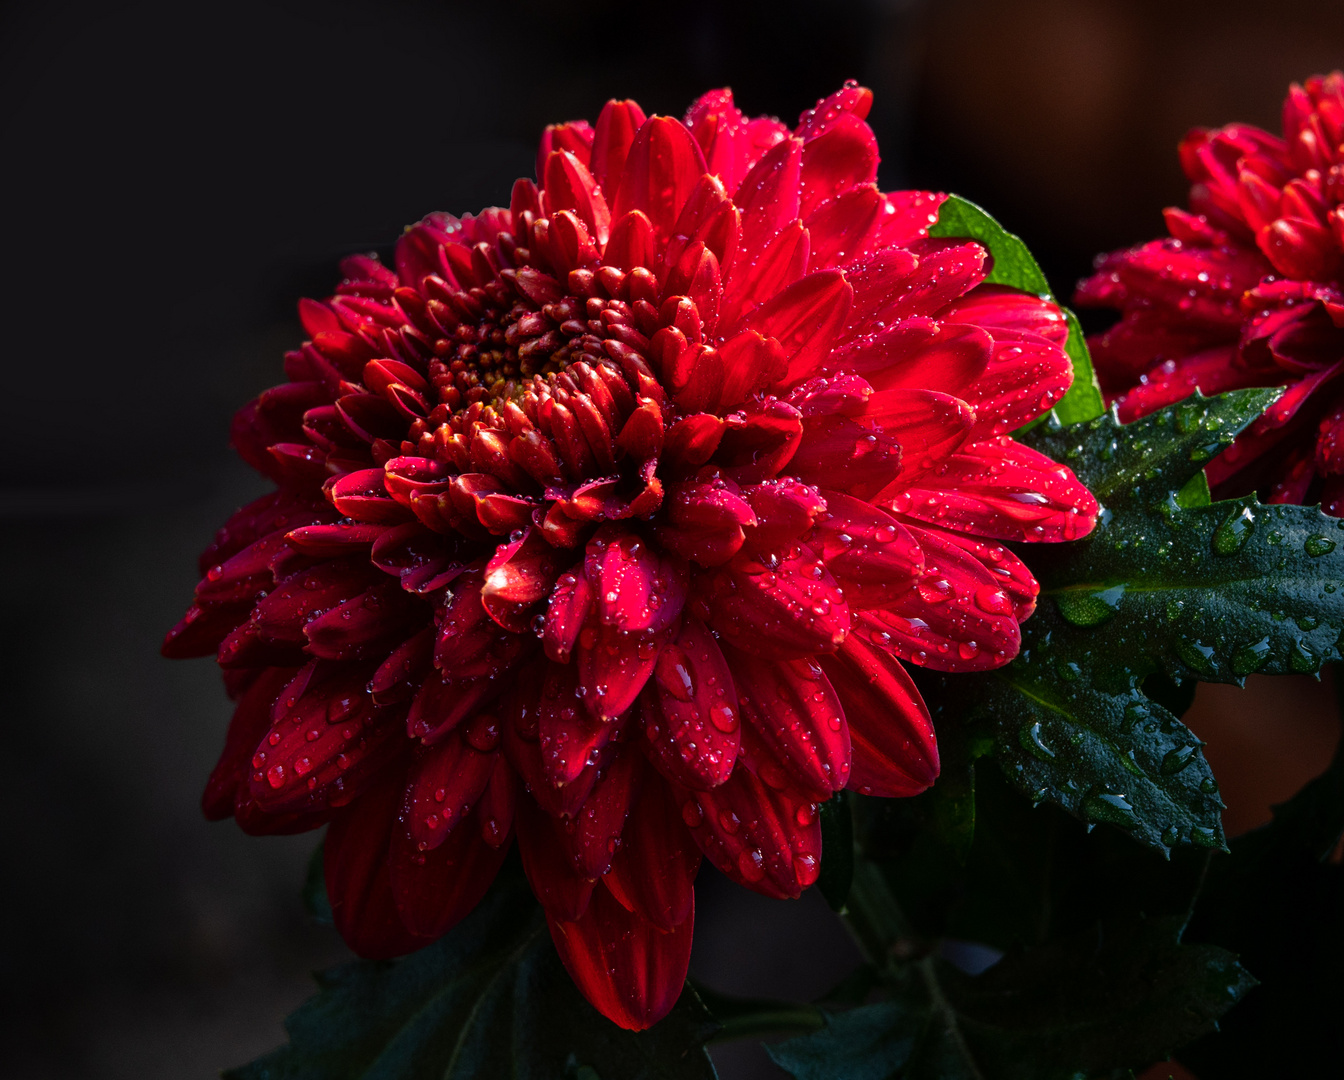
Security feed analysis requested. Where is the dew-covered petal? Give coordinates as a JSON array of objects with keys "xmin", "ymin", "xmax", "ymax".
[
  {"xmin": 818, "ymin": 632, "xmax": 938, "ymax": 797},
  {"xmin": 642, "ymin": 616, "xmax": 741, "ymax": 790},
  {"xmin": 547, "ymin": 881, "xmax": 694, "ymax": 1032},
  {"xmin": 728, "ymin": 650, "xmax": 851, "ymax": 799},
  {"xmin": 673, "ymin": 764, "xmax": 822, "ymax": 899},
  {"xmin": 698, "ymin": 545, "xmax": 850, "ymax": 660},
  {"xmin": 892, "ymin": 437, "xmax": 1099, "ymax": 543}
]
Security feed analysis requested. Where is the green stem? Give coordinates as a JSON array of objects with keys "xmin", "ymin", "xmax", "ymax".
[
  {"xmin": 842, "ymin": 853, "xmax": 916, "ymax": 968},
  {"xmin": 692, "ymin": 983, "xmax": 825, "ymax": 1044}
]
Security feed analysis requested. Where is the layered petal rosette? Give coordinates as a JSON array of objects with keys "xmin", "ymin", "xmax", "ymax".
[
  {"xmin": 165, "ymin": 82, "xmax": 1097, "ymax": 1030},
  {"xmin": 1078, "ymin": 72, "xmax": 1344, "ymax": 511}
]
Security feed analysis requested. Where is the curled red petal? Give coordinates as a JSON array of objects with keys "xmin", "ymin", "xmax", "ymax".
[
  {"xmin": 699, "ymin": 544, "xmax": 850, "ymax": 660},
  {"xmin": 642, "ymin": 616, "xmax": 741, "ymax": 790},
  {"xmin": 892, "ymin": 438, "xmax": 1098, "ymax": 544},
  {"xmin": 324, "ymin": 777, "xmax": 427, "ymax": 960},
  {"xmin": 547, "ymin": 881, "xmax": 693, "ymax": 1032},
  {"xmin": 728, "ymin": 650, "xmax": 851, "ymax": 799},
  {"xmin": 674, "ymin": 764, "xmax": 822, "ymax": 899},
  {"xmin": 603, "ymin": 768, "xmax": 701, "ymax": 931},
  {"xmin": 818, "ymin": 632, "xmax": 939, "ymax": 797}
]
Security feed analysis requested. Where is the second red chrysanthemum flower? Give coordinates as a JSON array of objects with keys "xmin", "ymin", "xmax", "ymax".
[{"xmin": 165, "ymin": 81, "xmax": 1097, "ymax": 1030}]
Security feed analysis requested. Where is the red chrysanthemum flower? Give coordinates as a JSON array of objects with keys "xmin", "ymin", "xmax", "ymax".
[
  {"xmin": 1077, "ymin": 72, "xmax": 1344, "ymax": 511},
  {"xmin": 165, "ymin": 82, "xmax": 1097, "ymax": 1030}
]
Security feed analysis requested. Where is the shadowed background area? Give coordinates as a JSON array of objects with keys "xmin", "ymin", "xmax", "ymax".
[{"xmin": 2, "ymin": 1, "xmax": 1340, "ymax": 1077}]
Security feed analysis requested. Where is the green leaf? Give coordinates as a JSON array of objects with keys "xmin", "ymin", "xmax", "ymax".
[
  {"xmin": 1024, "ymin": 390, "xmax": 1344, "ymax": 685},
  {"xmin": 939, "ymin": 605, "xmax": 1227, "ymax": 854},
  {"xmin": 928, "ymin": 194, "xmax": 1104, "ymax": 424},
  {"xmin": 770, "ymin": 917, "xmax": 1253, "ymax": 1080},
  {"xmin": 930, "ymin": 388, "xmax": 1344, "ymax": 852},
  {"xmin": 228, "ymin": 862, "xmax": 718, "ymax": 1080},
  {"xmin": 768, "ymin": 999, "xmax": 921, "ymax": 1080},
  {"xmin": 818, "ymin": 792, "xmax": 855, "ymax": 910}
]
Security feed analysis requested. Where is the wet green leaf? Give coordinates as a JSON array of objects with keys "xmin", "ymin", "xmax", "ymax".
[
  {"xmin": 928, "ymin": 194, "xmax": 1103, "ymax": 424},
  {"xmin": 938, "ymin": 604, "xmax": 1226, "ymax": 855},
  {"xmin": 1024, "ymin": 390, "xmax": 1344, "ymax": 685},
  {"xmin": 227, "ymin": 862, "xmax": 718, "ymax": 1080}
]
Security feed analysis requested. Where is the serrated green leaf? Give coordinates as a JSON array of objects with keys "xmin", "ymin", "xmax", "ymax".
[
  {"xmin": 228, "ymin": 863, "xmax": 718, "ymax": 1080},
  {"xmin": 937, "ymin": 389, "xmax": 1344, "ymax": 849},
  {"xmin": 1024, "ymin": 391, "xmax": 1344, "ymax": 684},
  {"xmin": 768, "ymin": 999, "xmax": 920, "ymax": 1080},
  {"xmin": 943, "ymin": 604, "xmax": 1226, "ymax": 855},
  {"xmin": 770, "ymin": 917, "xmax": 1253, "ymax": 1080},
  {"xmin": 928, "ymin": 195, "xmax": 1052, "ymax": 295},
  {"xmin": 928, "ymin": 194, "xmax": 1103, "ymax": 423}
]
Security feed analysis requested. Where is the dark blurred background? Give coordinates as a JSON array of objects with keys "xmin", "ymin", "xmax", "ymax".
[{"xmin": 3, "ymin": 1, "xmax": 1341, "ymax": 1077}]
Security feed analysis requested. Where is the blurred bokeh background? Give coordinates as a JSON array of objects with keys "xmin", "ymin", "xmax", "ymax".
[{"xmin": 2, "ymin": 1, "xmax": 1340, "ymax": 1077}]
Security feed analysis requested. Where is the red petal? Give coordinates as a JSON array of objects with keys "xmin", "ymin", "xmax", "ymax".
[
  {"xmin": 369, "ymin": 627, "xmax": 434, "ymax": 704},
  {"xmin": 482, "ymin": 528, "xmax": 567, "ymax": 632},
  {"xmin": 539, "ymin": 659, "xmax": 624, "ymax": 787},
  {"xmin": 741, "ymin": 477, "xmax": 828, "ymax": 552},
  {"xmin": 325, "ymin": 778, "xmax": 426, "ymax": 960},
  {"xmin": 719, "ymin": 219, "xmax": 810, "ymax": 332},
  {"xmin": 612, "ymin": 116, "xmax": 708, "ymax": 246},
  {"xmin": 964, "ymin": 330, "xmax": 1073, "ymax": 437},
  {"xmin": 863, "ymin": 388, "xmax": 975, "ymax": 491},
  {"xmin": 811, "ymin": 490, "xmax": 923, "ymax": 608},
  {"xmin": 912, "ymin": 524, "xmax": 1039, "ymax": 621},
  {"xmin": 798, "ymin": 113, "xmax": 879, "ymax": 217},
  {"xmin": 577, "ymin": 621, "xmax": 670, "ymax": 721},
  {"xmin": 544, "ymin": 150, "xmax": 611, "ymax": 247},
  {"xmin": 403, "ymin": 724, "xmax": 498, "ymax": 851},
  {"xmin": 675, "ymin": 764, "xmax": 822, "ymax": 899},
  {"xmin": 654, "ymin": 479, "xmax": 757, "ymax": 567},
  {"xmin": 370, "ymin": 521, "xmax": 470, "ymax": 595},
  {"xmin": 584, "ymin": 524, "xmax": 688, "ymax": 633},
  {"xmin": 804, "ymin": 185, "xmax": 883, "ymax": 271},
  {"xmin": 162, "ymin": 600, "xmax": 252, "ymax": 659},
  {"xmin": 591, "ymin": 99, "xmax": 648, "ymax": 199},
  {"xmin": 818, "ymin": 633, "xmax": 938, "ymax": 797},
  {"xmin": 247, "ymin": 662, "xmax": 404, "ymax": 815},
  {"xmin": 729, "ymin": 651, "xmax": 851, "ymax": 799},
  {"xmin": 517, "ymin": 796, "xmax": 596, "ymax": 921},
  {"xmin": 642, "ymin": 616, "xmax": 741, "ymax": 790},
  {"xmin": 202, "ymin": 666, "xmax": 297, "ymax": 820},
  {"xmin": 699, "ymin": 545, "xmax": 850, "ymax": 660},
  {"xmin": 387, "ymin": 801, "xmax": 509, "ymax": 939},
  {"xmin": 942, "ymin": 284, "xmax": 1068, "ymax": 345},
  {"xmin": 789, "ymin": 415, "xmax": 902, "ymax": 501},
  {"xmin": 330, "ymin": 468, "xmax": 414, "ymax": 525},
  {"xmin": 304, "ymin": 581, "xmax": 426, "ymax": 661},
  {"xmin": 893, "ymin": 437, "xmax": 1098, "ymax": 543},
  {"xmin": 866, "ymin": 523, "xmax": 1022, "ymax": 671},
  {"xmin": 567, "ymin": 746, "xmax": 639, "ymax": 879},
  {"xmin": 733, "ymin": 136, "xmax": 803, "ymax": 265},
  {"xmin": 407, "ymin": 669, "xmax": 504, "ymax": 743},
  {"xmin": 603, "ymin": 770, "xmax": 700, "ymax": 930},
  {"xmin": 743, "ymin": 270, "xmax": 854, "ymax": 386},
  {"xmin": 715, "ymin": 398, "xmax": 805, "ymax": 484},
  {"xmin": 547, "ymin": 881, "xmax": 693, "ymax": 1031},
  {"xmin": 795, "ymin": 83, "xmax": 874, "ymax": 139},
  {"xmin": 543, "ymin": 567, "xmax": 594, "ymax": 663}
]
